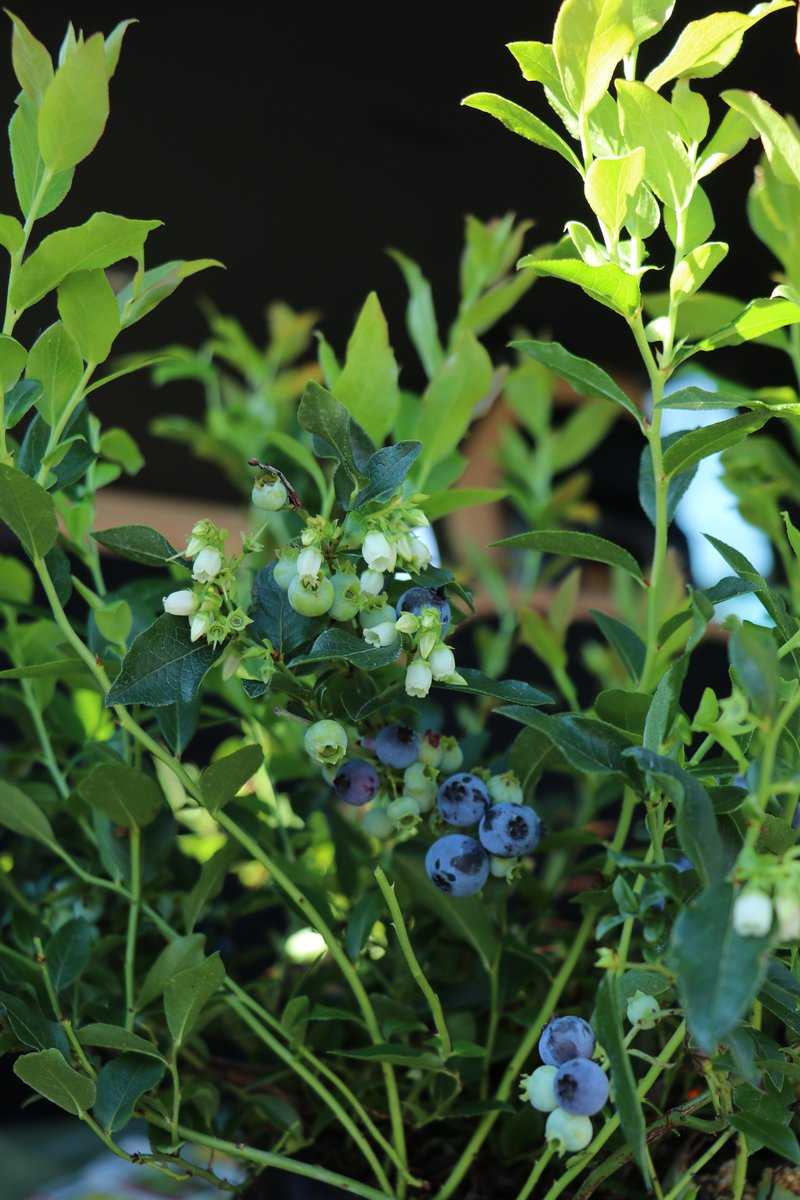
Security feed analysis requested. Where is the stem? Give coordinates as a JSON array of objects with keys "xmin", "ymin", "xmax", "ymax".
[
  {"xmin": 124, "ymin": 826, "xmax": 141, "ymax": 1032},
  {"xmin": 36, "ymin": 362, "xmax": 96, "ymax": 487},
  {"xmin": 168, "ymin": 1047, "xmax": 182, "ymax": 1148},
  {"xmin": 731, "ymin": 1132, "xmax": 748, "ymax": 1200},
  {"xmin": 3, "ymin": 166, "xmax": 53, "ymax": 338},
  {"xmin": 604, "ymin": 787, "xmax": 637, "ymax": 875},
  {"xmin": 434, "ymin": 911, "xmax": 595, "ymax": 1200},
  {"xmin": 515, "ymin": 1142, "xmax": 556, "ymax": 1200},
  {"xmin": 482, "ymin": 957, "xmax": 501, "ymax": 1099},
  {"xmin": 745, "ymin": 682, "xmax": 800, "ymax": 855},
  {"xmin": 375, "ymin": 866, "xmax": 452, "ymax": 1058},
  {"xmin": 662, "ymin": 1129, "xmax": 734, "ymax": 1200}
]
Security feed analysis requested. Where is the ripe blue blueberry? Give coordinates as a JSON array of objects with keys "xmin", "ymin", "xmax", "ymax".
[
  {"xmin": 538, "ymin": 1016, "xmax": 596, "ymax": 1066},
  {"xmin": 425, "ymin": 834, "xmax": 489, "ymax": 898},
  {"xmin": 374, "ymin": 725, "xmax": 420, "ymax": 769},
  {"xmin": 332, "ymin": 759, "xmax": 380, "ymax": 807},
  {"xmin": 478, "ymin": 802, "xmax": 541, "ymax": 857},
  {"xmin": 396, "ymin": 586, "xmax": 451, "ymax": 629},
  {"xmin": 553, "ymin": 1058, "xmax": 609, "ymax": 1116},
  {"xmin": 437, "ymin": 772, "xmax": 490, "ymax": 827}
]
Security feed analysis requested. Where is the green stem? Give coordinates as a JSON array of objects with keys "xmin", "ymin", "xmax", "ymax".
[
  {"xmin": 375, "ymin": 866, "xmax": 452, "ymax": 1058},
  {"xmin": 662, "ymin": 1129, "xmax": 734, "ymax": 1200},
  {"xmin": 745, "ymin": 682, "xmax": 800, "ymax": 855},
  {"xmin": 2, "ymin": 167, "xmax": 53, "ymax": 338},
  {"xmin": 515, "ymin": 1142, "xmax": 556, "ymax": 1200},
  {"xmin": 124, "ymin": 826, "xmax": 141, "ymax": 1032},
  {"xmin": 168, "ymin": 1047, "xmax": 182, "ymax": 1148},
  {"xmin": 604, "ymin": 787, "xmax": 637, "ymax": 876},
  {"xmin": 433, "ymin": 911, "xmax": 595, "ymax": 1200},
  {"xmin": 482, "ymin": 956, "xmax": 501, "ymax": 1099},
  {"xmin": 731, "ymin": 1132, "xmax": 748, "ymax": 1200},
  {"xmin": 36, "ymin": 362, "xmax": 96, "ymax": 487}
]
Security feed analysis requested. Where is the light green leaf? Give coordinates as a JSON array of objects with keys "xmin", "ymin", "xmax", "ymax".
[
  {"xmin": 332, "ymin": 292, "xmax": 398, "ymax": 445},
  {"xmin": 14, "ymin": 1048, "xmax": 96, "ymax": 1116},
  {"xmin": 9, "ymin": 94, "xmax": 74, "ymax": 221},
  {"xmin": 662, "ymin": 411, "xmax": 769, "ymax": 477},
  {"xmin": 0, "ymin": 779, "xmax": 55, "ymax": 845},
  {"xmin": 388, "ymin": 249, "xmax": 443, "ymax": 379},
  {"xmin": 104, "ymin": 18, "xmax": 138, "ymax": 78},
  {"xmin": 670, "ymin": 241, "xmax": 728, "ymax": 302},
  {"xmin": 26, "ymin": 321, "xmax": 83, "ymax": 425},
  {"xmin": 664, "ymin": 185, "xmax": 715, "ymax": 254},
  {"xmin": 415, "ymin": 331, "xmax": 493, "ymax": 484},
  {"xmin": 99, "ymin": 429, "xmax": 143, "ymax": 475},
  {"xmin": 0, "ymin": 463, "xmax": 57, "ymax": 558},
  {"xmin": 11, "ymin": 212, "xmax": 162, "ymax": 314},
  {"xmin": 517, "ymin": 255, "xmax": 640, "ymax": 317},
  {"xmin": 421, "ymin": 488, "xmax": 508, "ymax": 521},
  {"xmin": 38, "ymin": 33, "xmax": 109, "ymax": 172},
  {"xmin": 512, "ymin": 337, "xmax": 641, "ymax": 425},
  {"xmin": 78, "ymin": 763, "xmax": 162, "ymax": 829},
  {"xmin": 645, "ymin": 2, "xmax": 793, "ymax": 93},
  {"xmin": 616, "ymin": 79, "xmax": 693, "ymax": 208},
  {"xmin": 454, "ymin": 270, "xmax": 537, "ymax": 340},
  {"xmin": 0, "ymin": 555, "xmax": 32, "ymax": 603},
  {"xmin": 696, "ymin": 295, "xmax": 800, "ymax": 352},
  {"xmin": 0, "ymin": 334, "xmax": 27, "ymax": 389},
  {"xmin": 137, "ymin": 935, "xmax": 206, "ymax": 1010},
  {"xmin": 7, "ymin": 11, "xmax": 53, "ymax": 100},
  {"xmin": 117, "ymin": 259, "xmax": 223, "ymax": 328},
  {"xmin": 57, "ymin": 270, "xmax": 120, "ymax": 363},
  {"xmin": 507, "ymin": 41, "xmax": 564, "ymax": 93},
  {"xmin": 631, "ymin": 0, "xmax": 675, "ymax": 44},
  {"xmin": 697, "ymin": 108, "xmax": 757, "ymax": 179},
  {"xmin": 553, "ymin": 0, "xmax": 636, "ymax": 116},
  {"xmin": 462, "ymin": 93, "xmax": 583, "ymax": 174},
  {"xmin": 0, "ymin": 214, "xmax": 23, "ymax": 256},
  {"xmin": 584, "ymin": 148, "xmax": 646, "ymax": 242},
  {"xmin": 671, "ymin": 79, "xmax": 710, "ymax": 143},
  {"xmin": 200, "ymin": 744, "xmax": 263, "ymax": 814},
  {"xmin": 722, "ymin": 89, "xmax": 800, "ymax": 188},
  {"xmin": 94, "ymin": 1056, "xmax": 164, "ymax": 1133},
  {"xmin": 495, "ymin": 528, "xmax": 644, "ymax": 582},
  {"xmin": 79, "ymin": 1024, "xmax": 165, "ymax": 1061},
  {"xmin": 164, "ymin": 953, "xmax": 226, "ymax": 1046}
]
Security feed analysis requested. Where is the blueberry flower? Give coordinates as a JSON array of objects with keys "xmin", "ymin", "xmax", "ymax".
[
  {"xmin": 437, "ymin": 772, "xmax": 490, "ymax": 827},
  {"xmin": 193, "ymin": 546, "xmax": 223, "ymax": 582},
  {"xmin": 374, "ymin": 725, "xmax": 420, "ymax": 769},
  {"xmin": 362, "ymin": 531, "xmax": 396, "ymax": 573},
  {"xmin": 732, "ymin": 888, "xmax": 773, "ymax": 937},
  {"xmin": 297, "ymin": 546, "xmax": 323, "ymax": 580},
  {"xmin": 273, "ymin": 551, "xmax": 299, "ymax": 590},
  {"xmin": 775, "ymin": 892, "xmax": 800, "ymax": 941},
  {"xmin": 364, "ymin": 621, "xmax": 399, "ymax": 648},
  {"xmin": 163, "ymin": 589, "xmax": 198, "ymax": 617},
  {"xmin": 190, "ymin": 612, "xmax": 211, "ymax": 643},
  {"xmin": 478, "ymin": 802, "xmax": 541, "ymax": 857},
  {"xmin": 405, "ymin": 656, "xmax": 433, "ymax": 698},
  {"xmin": 332, "ymin": 759, "xmax": 379, "ymax": 807},
  {"xmin": 539, "ymin": 1016, "xmax": 595, "ymax": 1066},
  {"xmin": 425, "ymin": 834, "xmax": 489, "ymax": 897},
  {"xmin": 360, "ymin": 568, "xmax": 384, "ymax": 596},
  {"xmin": 428, "ymin": 642, "xmax": 456, "ymax": 681},
  {"xmin": 553, "ymin": 1058, "xmax": 609, "ymax": 1116}
]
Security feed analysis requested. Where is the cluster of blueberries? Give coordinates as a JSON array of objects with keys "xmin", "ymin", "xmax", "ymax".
[
  {"xmin": 331, "ymin": 719, "xmax": 542, "ymax": 899},
  {"xmin": 523, "ymin": 1016, "xmax": 609, "ymax": 1152}
]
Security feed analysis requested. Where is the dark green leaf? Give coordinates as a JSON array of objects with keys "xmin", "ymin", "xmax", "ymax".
[
  {"xmin": 93, "ymin": 1055, "xmax": 165, "ymax": 1133},
  {"xmin": 0, "ymin": 780, "xmax": 55, "ymax": 845},
  {"xmin": 155, "ymin": 697, "xmax": 200, "ymax": 756},
  {"xmin": 298, "ymin": 380, "xmax": 370, "ymax": 482},
  {"xmin": 0, "ymin": 993, "xmax": 68, "ymax": 1053},
  {"xmin": 729, "ymin": 1113, "xmax": 800, "ymax": 1165},
  {"xmin": 45, "ymin": 918, "xmax": 92, "ymax": 992},
  {"xmin": 352, "ymin": 441, "xmax": 421, "ymax": 508},
  {"xmin": 345, "ymin": 892, "xmax": 384, "ymax": 961},
  {"xmin": 92, "ymin": 525, "xmax": 179, "ymax": 568},
  {"xmin": 14, "ymin": 1048, "xmax": 96, "ymax": 1115},
  {"xmin": 137, "ymin": 935, "xmax": 206, "ymax": 1010},
  {"xmin": 594, "ymin": 974, "xmax": 650, "ymax": 1185},
  {"xmin": 251, "ymin": 564, "xmax": 322, "ymax": 656},
  {"xmin": 106, "ymin": 614, "xmax": 219, "ymax": 708},
  {"xmin": 436, "ymin": 667, "xmax": 553, "ymax": 707},
  {"xmin": 0, "ymin": 463, "xmax": 57, "ymax": 559},
  {"xmin": 288, "ymin": 628, "xmax": 401, "ymax": 671},
  {"xmin": 4, "ymin": 379, "xmax": 42, "ymax": 427},
  {"xmin": 78, "ymin": 1023, "xmax": 165, "ymax": 1061},
  {"xmin": 164, "ymin": 953, "xmax": 225, "ymax": 1046},
  {"xmin": 512, "ymin": 338, "xmax": 642, "ymax": 426},
  {"xmin": 495, "ymin": 529, "xmax": 643, "ymax": 582},
  {"xmin": 78, "ymin": 763, "xmax": 162, "ymax": 829},
  {"xmin": 590, "ymin": 611, "xmax": 645, "ymax": 680},
  {"xmin": 183, "ymin": 842, "xmax": 240, "ymax": 935},
  {"xmin": 392, "ymin": 855, "xmax": 498, "ymax": 973},
  {"xmin": 661, "ymin": 412, "xmax": 769, "ymax": 477},
  {"xmin": 200, "ymin": 745, "xmax": 263, "ymax": 814},
  {"xmin": 638, "ymin": 434, "xmax": 698, "ymax": 527},
  {"xmin": 729, "ymin": 621, "xmax": 778, "ymax": 717}
]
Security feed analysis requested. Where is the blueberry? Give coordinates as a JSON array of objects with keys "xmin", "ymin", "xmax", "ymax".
[
  {"xmin": 374, "ymin": 725, "xmax": 420, "ymax": 769},
  {"xmin": 437, "ymin": 772, "xmax": 490, "ymax": 827},
  {"xmin": 479, "ymin": 802, "xmax": 541, "ymax": 857},
  {"xmin": 332, "ymin": 759, "xmax": 380, "ymax": 807},
  {"xmin": 553, "ymin": 1058, "xmax": 609, "ymax": 1116},
  {"xmin": 538, "ymin": 1016, "xmax": 595, "ymax": 1066},
  {"xmin": 425, "ymin": 834, "xmax": 489, "ymax": 898},
  {"xmin": 396, "ymin": 586, "xmax": 451, "ymax": 629}
]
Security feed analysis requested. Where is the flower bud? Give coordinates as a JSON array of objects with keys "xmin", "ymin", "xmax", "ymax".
[
  {"xmin": 405, "ymin": 657, "xmax": 433, "ymax": 699},
  {"xmin": 488, "ymin": 771, "xmax": 523, "ymax": 805},
  {"xmin": 364, "ymin": 621, "xmax": 399, "ymax": 648},
  {"xmin": 304, "ymin": 719, "xmax": 348, "ymax": 767},
  {"xmin": 419, "ymin": 630, "xmax": 438, "ymax": 659},
  {"xmin": 297, "ymin": 546, "xmax": 323, "ymax": 580},
  {"xmin": 395, "ymin": 612, "xmax": 420, "ymax": 635},
  {"xmin": 775, "ymin": 892, "xmax": 800, "ymax": 942},
  {"xmin": 429, "ymin": 642, "xmax": 456, "ymax": 681},
  {"xmin": 626, "ymin": 990, "xmax": 661, "ymax": 1030},
  {"xmin": 163, "ymin": 589, "xmax": 198, "ymax": 617},
  {"xmin": 252, "ymin": 474, "xmax": 288, "ymax": 511},
  {"xmin": 732, "ymin": 888, "xmax": 773, "ymax": 938},
  {"xmin": 407, "ymin": 535, "xmax": 432, "ymax": 570},
  {"xmin": 362, "ymin": 530, "xmax": 396, "ymax": 573},
  {"xmin": 360, "ymin": 568, "xmax": 384, "ymax": 596},
  {"xmin": 190, "ymin": 612, "xmax": 211, "ymax": 643},
  {"xmin": 193, "ymin": 546, "xmax": 223, "ymax": 582},
  {"xmin": 439, "ymin": 735, "xmax": 463, "ymax": 772}
]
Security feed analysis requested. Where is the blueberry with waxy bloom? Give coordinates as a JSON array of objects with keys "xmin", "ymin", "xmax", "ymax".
[
  {"xmin": 332, "ymin": 759, "xmax": 379, "ymax": 807},
  {"xmin": 437, "ymin": 772, "xmax": 489, "ymax": 827},
  {"xmin": 523, "ymin": 1065, "xmax": 558, "ymax": 1113},
  {"xmin": 374, "ymin": 725, "xmax": 420, "ymax": 769},
  {"xmin": 478, "ymin": 802, "xmax": 541, "ymax": 857},
  {"xmin": 538, "ymin": 1016, "xmax": 596, "ymax": 1066},
  {"xmin": 425, "ymin": 834, "xmax": 489, "ymax": 897},
  {"xmin": 553, "ymin": 1058, "xmax": 609, "ymax": 1116}
]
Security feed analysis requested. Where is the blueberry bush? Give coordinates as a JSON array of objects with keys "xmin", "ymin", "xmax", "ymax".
[{"xmin": 4, "ymin": 5, "xmax": 800, "ymax": 1200}]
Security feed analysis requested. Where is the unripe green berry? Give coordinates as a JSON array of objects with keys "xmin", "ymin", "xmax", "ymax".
[
  {"xmin": 288, "ymin": 574, "xmax": 334, "ymax": 616},
  {"xmin": 304, "ymin": 719, "xmax": 348, "ymax": 767},
  {"xmin": 330, "ymin": 572, "xmax": 362, "ymax": 621}
]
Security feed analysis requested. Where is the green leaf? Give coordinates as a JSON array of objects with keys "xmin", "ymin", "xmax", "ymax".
[
  {"xmin": 638, "ymin": 433, "xmax": 698, "ymax": 530},
  {"xmin": 26, "ymin": 321, "xmax": 83, "ymax": 426},
  {"xmin": 392, "ymin": 855, "xmax": 498, "ymax": 973},
  {"xmin": 697, "ymin": 296, "xmax": 800, "ymax": 352},
  {"xmin": 461, "ymin": 93, "xmax": 583, "ymax": 173},
  {"xmin": 7, "ymin": 11, "xmax": 53, "ymax": 100},
  {"xmin": 331, "ymin": 1044, "xmax": 444, "ymax": 1070},
  {"xmin": 697, "ymin": 108, "xmax": 757, "ymax": 179},
  {"xmin": 251, "ymin": 564, "xmax": 321, "ymax": 657},
  {"xmin": 416, "ymin": 332, "xmax": 493, "ymax": 484},
  {"xmin": 512, "ymin": 338, "xmax": 642, "ymax": 426},
  {"xmin": 553, "ymin": 0, "xmax": 636, "ymax": 116},
  {"xmin": 661, "ymin": 412, "xmax": 768, "ymax": 477},
  {"xmin": 616, "ymin": 80, "xmax": 693, "ymax": 208},
  {"xmin": 672, "ymin": 882, "xmax": 772, "ymax": 1052},
  {"xmin": 78, "ymin": 763, "xmax": 162, "ymax": 829},
  {"xmin": 353, "ymin": 441, "xmax": 421, "ymax": 508},
  {"xmin": 437, "ymin": 667, "xmax": 553, "ymax": 707},
  {"xmin": 345, "ymin": 892, "xmax": 384, "ymax": 960},
  {"xmin": 78, "ymin": 1023, "xmax": 165, "ymax": 1061},
  {"xmin": 57, "ymin": 269, "xmax": 120, "ymax": 363},
  {"xmin": 590, "ymin": 611, "xmax": 646, "ymax": 680},
  {"xmin": 671, "ymin": 79, "xmax": 710, "ymax": 143},
  {"xmin": 455, "ymin": 270, "xmax": 537, "ymax": 340},
  {"xmin": 46, "ymin": 918, "xmax": 92, "ymax": 992},
  {"xmin": 99, "ymin": 429, "xmax": 144, "ymax": 476},
  {"xmin": 584, "ymin": 149, "xmax": 646, "ymax": 242},
  {"xmin": 14, "ymin": 1048, "xmax": 96, "ymax": 1116},
  {"xmin": 421, "ymin": 487, "xmax": 508, "ymax": 521},
  {"xmin": 645, "ymin": 2, "xmax": 793, "ymax": 93},
  {"xmin": 729, "ymin": 621, "xmax": 778, "ymax": 717},
  {"xmin": 155, "ymin": 698, "xmax": 200, "ymax": 757},
  {"xmin": 106, "ymin": 614, "xmax": 219, "ymax": 708},
  {"xmin": 288, "ymin": 628, "xmax": 401, "ymax": 672},
  {"xmin": 0, "ymin": 779, "xmax": 55, "ymax": 845},
  {"xmin": 495, "ymin": 528, "xmax": 644, "ymax": 583},
  {"xmin": 594, "ymin": 974, "xmax": 650, "ymax": 1185},
  {"xmin": 38, "ymin": 33, "xmax": 109, "ymax": 172},
  {"xmin": 164, "ymin": 953, "xmax": 225, "ymax": 1046},
  {"xmin": 9, "ymin": 94, "xmax": 74, "ymax": 221},
  {"xmin": 5, "ymin": 378, "xmax": 42, "ymax": 426},
  {"xmin": 0, "ymin": 994, "xmax": 67, "ymax": 1053},
  {"xmin": 11, "ymin": 212, "xmax": 162, "ymax": 314},
  {"xmin": 670, "ymin": 242, "xmax": 728, "ymax": 302},
  {"xmin": 94, "ymin": 1055, "xmax": 164, "ymax": 1133},
  {"xmin": 0, "ymin": 554, "xmax": 32, "ymax": 603},
  {"xmin": 298, "ymin": 380, "xmax": 368, "ymax": 483},
  {"xmin": 0, "ymin": 463, "xmax": 57, "ymax": 558},
  {"xmin": 499, "ymin": 707, "xmax": 635, "ymax": 776},
  {"xmin": 183, "ymin": 842, "xmax": 240, "ymax": 935},
  {"xmin": 729, "ymin": 1113, "xmax": 800, "ymax": 1165},
  {"xmin": 332, "ymin": 292, "xmax": 398, "ymax": 445},
  {"xmin": 517, "ymin": 256, "xmax": 640, "ymax": 318},
  {"xmin": 724, "ymin": 89, "xmax": 800, "ymax": 188},
  {"xmin": 0, "ymin": 334, "xmax": 26, "ymax": 390},
  {"xmin": 388, "ymin": 249, "xmax": 443, "ymax": 378},
  {"xmin": 137, "ymin": 935, "xmax": 206, "ymax": 1010},
  {"xmin": 117, "ymin": 259, "xmax": 222, "ymax": 328},
  {"xmin": 92, "ymin": 524, "xmax": 178, "ymax": 568},
  {"xmin": 200, "ymin": 744, "xmax": 263, "ymax": 814}
]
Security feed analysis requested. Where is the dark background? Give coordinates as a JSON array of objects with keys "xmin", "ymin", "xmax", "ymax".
[{"xmin": 4, "ymin": 1, "xmax": 799, "ymax": 502}]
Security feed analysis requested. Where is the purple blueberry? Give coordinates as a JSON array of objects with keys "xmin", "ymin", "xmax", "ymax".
[
  {"xmin": 396, "ymin": 586, "xmax": 451, "ymax": 629},
  {"xmin": 479, "ymin": 802, "xmax": 541, "ymax": 857},
  {"xmin": 437, "ymin": 772, "xmax": 490, "ymax": 827},
  {"xmin": 332, "ymin": 759, "xmax": 380, "ymax": 807},
  {"xmin": 425, "ymin": 834, "xmax": 489, "ymax": 898},
  {"xmin": 553, "ymin": 1058, "xmax": 609, "ymax": 1116},
  {"xmin": 374, "ymin": 725, "xmax": 420, "ymax": 769},
  {"xmin": 538, "ymin": 1016, "xmax": 595, "ymax": 1066}
]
